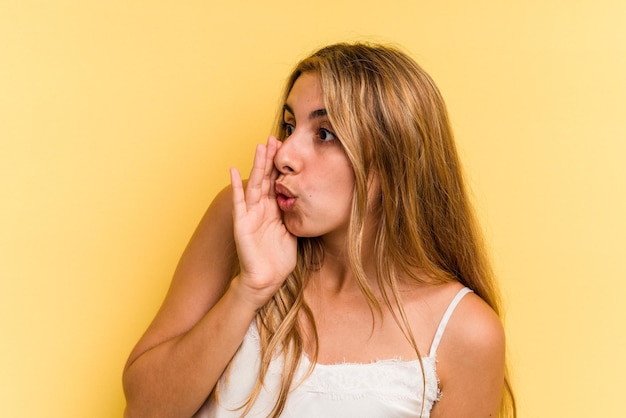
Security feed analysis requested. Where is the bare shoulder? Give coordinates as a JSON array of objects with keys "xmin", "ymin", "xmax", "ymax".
[
  {"xmin": 446, "ymin": 291, "xmax": 505, "ymax": 355},
  {"xmin": 437, "ymin": 290, "xmax": 505, "ymax": 374},
  {"xmin": 167, "ymin": 183, "xmax": 236, "ymax": 305},
  {"xmin": 431, "ymin": 290, "xmax": 506, "ymax": 417},
  {"xmin": 125, "ymin": 183, "xmax": 237, "ymax": 368}
]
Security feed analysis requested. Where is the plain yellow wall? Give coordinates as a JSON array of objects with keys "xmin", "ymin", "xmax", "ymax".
[{"xmin": 1, "ymin": 1, "xmax": 624, "ymax": 417}]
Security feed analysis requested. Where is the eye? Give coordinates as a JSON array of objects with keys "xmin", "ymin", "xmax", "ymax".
[
  {"xmin": 318, "ymin": 128, "xmax": 337, "ymax": 142},
  {"xmin": 281, "ymin": 122, "xmax": 295, "ymax": 138}
]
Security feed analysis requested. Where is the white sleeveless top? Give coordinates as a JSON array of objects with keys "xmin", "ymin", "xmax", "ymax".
[{"xmin": 194, "ymin": 287, "xmax": 472, "ymax": 418}]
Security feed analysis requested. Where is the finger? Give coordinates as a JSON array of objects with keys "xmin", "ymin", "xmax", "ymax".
[
  {"xmin": 268, "ymin": 138, "xmax": 281, "ymax": 198},
  {"xmin": 246, "ymin": 143, "xmax": 266, "ymax": 205},
  {"xmin": 261, "ymin": 136, "xmax": 278, "ymax": 197},
  {"xmin": 230, "ymin": 167, "xmax": 246, "ymax": 219}
]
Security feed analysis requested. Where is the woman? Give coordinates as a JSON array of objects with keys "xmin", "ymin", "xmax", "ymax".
[{"xmin": 123, "ymin": 42, "xmax": 516, "ymax": 418}]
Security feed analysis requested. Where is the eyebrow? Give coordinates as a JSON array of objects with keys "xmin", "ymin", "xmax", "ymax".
[{"xmin": 283, "ymin": 104, "xmax": 328, "ymax": 121}]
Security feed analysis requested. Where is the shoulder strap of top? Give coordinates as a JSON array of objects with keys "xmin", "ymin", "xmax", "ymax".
[{"xmin": 428, "ymin": 287, "xmax": 473, "ymax": 357}]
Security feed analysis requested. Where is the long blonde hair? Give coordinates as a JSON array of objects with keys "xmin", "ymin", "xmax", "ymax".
[{"xmin": 231, "ymin": 42, "xmax": 515, "ymax": 417}]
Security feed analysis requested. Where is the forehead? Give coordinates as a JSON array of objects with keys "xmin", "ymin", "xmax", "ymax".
[{"xmin": 285, "ymin": 72, "xmax": 324, "ymax": 114}]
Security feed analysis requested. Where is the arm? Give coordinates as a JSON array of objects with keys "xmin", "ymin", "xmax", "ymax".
[
  {"xmin": 430, "ymin": 293, "xmax": 506, "ymax": 418},
  {"xmin": 123, "ymin": 136, "xmax": 296, "ymax": 418}
]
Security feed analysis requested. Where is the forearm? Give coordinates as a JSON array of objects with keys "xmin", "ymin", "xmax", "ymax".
[{"xmin": 123, "ymin": 278, "xmax": 259, "ymax": 418}]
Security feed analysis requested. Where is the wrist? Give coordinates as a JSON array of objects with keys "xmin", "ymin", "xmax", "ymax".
[{"xmin": 227, "ymin": 275, "xmax": 271, "ymax": 312}]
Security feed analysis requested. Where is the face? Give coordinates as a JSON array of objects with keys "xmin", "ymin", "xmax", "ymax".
[{"xmin": 274, "ymin": 72, "xmax": 355, "ymax": 240}]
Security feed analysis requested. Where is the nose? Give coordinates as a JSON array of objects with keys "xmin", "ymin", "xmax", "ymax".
[{"xmin": 274, "ymin": 133, "xmax": 303, "ymax": 174}]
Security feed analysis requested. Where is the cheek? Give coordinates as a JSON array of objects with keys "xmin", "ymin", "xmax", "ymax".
[
  {"xmin": 337, "ymin": 167, "xmax": 356, "ymax": 194},
  {"xmin": 327, "ymin": 170, "xmax": 355, "ymax": 212},
  {"xmin": 312, "ymin": 159, "xmax": 354, "ymax": 195}
]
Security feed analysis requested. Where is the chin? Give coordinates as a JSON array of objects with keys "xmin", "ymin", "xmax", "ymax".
[
  {"xmin": 285, "ymin": 226, "xmax": 315, "ymax": 238},
  {"xmin": 283, "ymin": 220, "xmax": 320, "ymax": 238}
]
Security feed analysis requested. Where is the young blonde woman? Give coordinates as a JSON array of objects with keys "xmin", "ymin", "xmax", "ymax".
[{"xmin": 123, "ymin": 43, "xmax": 516, "ymax": 418}]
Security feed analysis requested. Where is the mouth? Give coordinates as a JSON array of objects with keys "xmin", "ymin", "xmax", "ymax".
[{"xmin": 275, "ymin": 183, "xmax": 297, "ymax": 211}]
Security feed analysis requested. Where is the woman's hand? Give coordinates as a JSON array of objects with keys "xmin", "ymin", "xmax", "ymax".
[{"xmin": 229, "ymin": 136, "xmax": 297, "ymax": 309}]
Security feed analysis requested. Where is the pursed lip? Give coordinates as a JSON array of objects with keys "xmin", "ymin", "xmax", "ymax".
[
  {"xmin": 275, "ymin": 182, "xmax": 296, "ymax": 199},
  {"xmin": 275, "ymin": 182, "xmax": 297, "ymax": 211}
]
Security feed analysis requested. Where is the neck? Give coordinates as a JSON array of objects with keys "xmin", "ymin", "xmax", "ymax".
[{"xmin": 314, "ymin": 222, "xmax": 379, "ymax": 296}]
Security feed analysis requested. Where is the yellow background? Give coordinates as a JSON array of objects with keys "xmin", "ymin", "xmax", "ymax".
[{"xmin": 1, "ymin": 1, "xmax": 624, "ymax": 417}]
